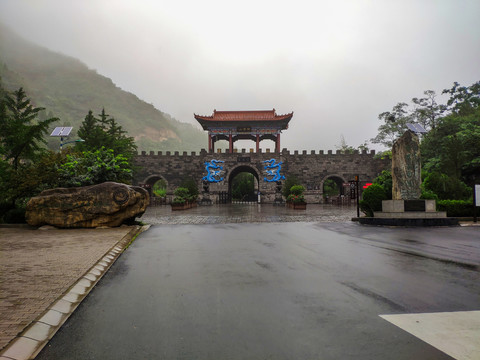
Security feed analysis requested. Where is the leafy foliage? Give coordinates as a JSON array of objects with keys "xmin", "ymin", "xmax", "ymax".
[
  {"xmin": 422, "ymin": 107, "xmax": 480, "ymax": 185},
  {"xmin": 359, "ymin": 183, "xmax": 387, "ymax": 217},
  {"xmin": 373, "ymin": 80, "xmax": 479, "ymax": 202},
  {"xmin": 411, "ymin": 90, "xmax": 446, "ymax": 130},
  {"xmin": 371, "ymin": 102, "xmax": 412, "ymax": 148},
  {"xmin": 152, "ymin": 179, "xmax": 167, "ymax": 198},
  {"xmin": 437, "ymin": 200, "xmax": 474, "ymax": 217},
  {"xmin": 323, "ymin": 179, "xmax": 339, "ymax": 198},
  {"xmin": 289, "ymin": 185, "xmax": 305, "ymax": 196},
  {"xmin": 231, "ymin": 172, "xmax": 255, "ymax": 201},
  {"xmin": 287, "ymin": 185, "xmax": 306, "ymax": 203},
  {"xmin": 172, "ymin": 185, "xmax": 198, "ymax": 205},
  {"xmin": 373, "ymin": 170, "xmax": 392, "ymax": 200},
  {"xmin": 422, "ymin": 172, "xmax": 471, "ymax": 200},
  {"xmin": 282, "ymin": 175, "xmax": 300, "ymax": 198},
  {"xmin": 180, "ymin": 178, "xmax": 199, "ymax": 200},
  {"xmin": 442, "ymin": 81, "xmax": 480, "ymax": 116},
  {"xmin": 57, "ymin": 147, "xmax": 132, "ymax": 187}
]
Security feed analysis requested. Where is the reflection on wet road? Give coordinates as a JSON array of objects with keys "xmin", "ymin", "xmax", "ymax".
[
  {"xmin": 141, "ymin": 203, "xmax": 357, "ymax": 224},
  {"xmin": 37, "ymin": 220, "xmax": 479, "ymax": 359}
]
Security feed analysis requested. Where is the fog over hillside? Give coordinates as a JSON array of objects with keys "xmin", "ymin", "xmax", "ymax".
[{"xmin": 0, "ymin": 24, "xmax": 206, "ymax": 152}]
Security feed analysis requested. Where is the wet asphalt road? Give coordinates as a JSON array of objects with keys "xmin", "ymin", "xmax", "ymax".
[{"xmin": 38, "ymin": 222, "xmax": 479, "ymax": 359}]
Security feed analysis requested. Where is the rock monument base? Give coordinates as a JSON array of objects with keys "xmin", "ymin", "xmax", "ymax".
[{"xmin": 359, "ymin": 199, "xmax": 458, "ymax": 226}]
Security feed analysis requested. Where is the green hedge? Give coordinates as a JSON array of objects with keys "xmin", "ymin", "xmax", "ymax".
[
  {"xmin": 437, "ymin": 200, "xmax": 475, "ymax": 217},
  {"xmin": 359, "ymin": 183, "xmax": 387, "ymax": 217}
]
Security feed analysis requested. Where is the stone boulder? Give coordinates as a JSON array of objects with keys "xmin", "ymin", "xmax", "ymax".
[
  {"xmin": 26, "ymin": 182, "xmax": 149, "ymax": 228},
  {"xmin": 392, "ymin": 130, "xmax": 421, "ymax": 200}
]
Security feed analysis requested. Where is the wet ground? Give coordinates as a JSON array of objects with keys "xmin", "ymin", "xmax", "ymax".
[
  {"xmin": 141, "ymin": 203, "xmax": 358, "ymax": 224},
  {"xmin": 36, "ymin": 211, "xmax": 480, "ymax": 360}
]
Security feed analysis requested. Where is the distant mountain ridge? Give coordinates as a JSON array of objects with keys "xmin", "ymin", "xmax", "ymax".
[{"xmin": 0, "ymin": 24, "xmax": 206, "ymax": 152}]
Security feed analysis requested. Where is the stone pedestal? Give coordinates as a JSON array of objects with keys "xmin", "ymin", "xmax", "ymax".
[
  {"xmin": 273, "ymin": 193, "xmax": 284, "ymax": 206},
  {"xmin": 359, "ymin": 199, "xmax": 458, "ymax": 226},
  {"xmin": 199, "ymin": 194, "xmax": 213, "ymax": 206},
  {"xmin": 374, "ymin": 199, "xmax": 444, "ymax": 218}
]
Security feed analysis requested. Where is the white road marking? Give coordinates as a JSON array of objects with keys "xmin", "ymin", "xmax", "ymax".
[{"xmin": 380, "ymin": 311, "xmax": 480, "ymax": 360}]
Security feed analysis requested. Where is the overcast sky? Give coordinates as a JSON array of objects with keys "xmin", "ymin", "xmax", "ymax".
[{"xmin": 1, "ymin": 0, "xmax": 479, "ymax": 151}]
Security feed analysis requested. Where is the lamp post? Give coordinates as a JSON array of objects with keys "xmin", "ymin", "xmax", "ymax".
[{"xmin": 60, "ymin": 138, "xmax": 85, "ymax": 151}]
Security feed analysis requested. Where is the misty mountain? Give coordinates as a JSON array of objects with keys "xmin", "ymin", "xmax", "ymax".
[{"xmin": 0, "ymin": 24, "xmax": 206, "ymax": 152}]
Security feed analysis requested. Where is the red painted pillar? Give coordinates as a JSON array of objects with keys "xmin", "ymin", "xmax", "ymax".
[
  {"xmin": 229, "ymin": 134, "xmax": 233, "ymax": 153},
  {"xmin": 256, "ymin": 134, "xmax": 260, "ymax": 153},
  {"xmin": 276, "ymin": 133, "xmax": 281, "ymax": 153},
  {"xmin": 208, "ymin": 133, "xmax": 212, "ymax": 153}
]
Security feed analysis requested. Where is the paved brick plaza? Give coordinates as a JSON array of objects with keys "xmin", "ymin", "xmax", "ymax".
[{"xmin": 0, "ymin": 226, "xmax": 134, "ymax": 352}]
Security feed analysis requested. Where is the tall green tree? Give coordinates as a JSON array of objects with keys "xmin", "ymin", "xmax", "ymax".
[
  {"xmin": 411, "ymin": 90, "xmax": 445, "ymax": 130},
  {"xmin": 0, "ymin": 87, "xmax": 58, "ymax": 169},
  {"xmin": 76, "ymin": 108, "xmax": 137, "ymax": 159},
  {"xmin": 442, "ymin": 81, "xmax": 480, "ymax": 116},
  {"xmin": 421, "ymin": 81, "xmax": 480, "ymax": 188},
  {"xmin": 371, "ymin": 102, "xmax": 411, "ymax": 148}
]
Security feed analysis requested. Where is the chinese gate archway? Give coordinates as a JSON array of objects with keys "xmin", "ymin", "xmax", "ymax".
[{"xmin": 194, "ymin": 109, "xmax": 293, "ymax": 153}]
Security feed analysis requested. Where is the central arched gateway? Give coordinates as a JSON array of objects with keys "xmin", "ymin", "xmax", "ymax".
[{"xmin": 227, "ymin": 165, "xmax": 260, "ymax": 203}]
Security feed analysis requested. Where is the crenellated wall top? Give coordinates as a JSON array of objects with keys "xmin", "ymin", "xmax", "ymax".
[{"xmin": 137, "ymin": 148, "xmax": 377, "ymax": 157}]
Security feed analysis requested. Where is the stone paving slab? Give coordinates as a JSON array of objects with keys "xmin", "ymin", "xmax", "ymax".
[
  {"xmin": 0, "ymin": 226, "xmax": 140, "ymax": 355},
  {"xmin": 141, "ymin": 203, "xmax": 358, "ymax": 224}
]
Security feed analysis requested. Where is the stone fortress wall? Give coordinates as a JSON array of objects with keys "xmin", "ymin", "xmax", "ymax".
[{"xmin": 133, "ymin": 148, "xmax": 390, "ymax": 204}]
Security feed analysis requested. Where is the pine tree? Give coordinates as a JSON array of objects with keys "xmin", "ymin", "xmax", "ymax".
[
  {"xmin": 0, "ymin": 87, "xmax": 58, "ymax": 169},
  {"xmin": 76, "ymin": 108, "xmax": 136, "ymax": 159}
]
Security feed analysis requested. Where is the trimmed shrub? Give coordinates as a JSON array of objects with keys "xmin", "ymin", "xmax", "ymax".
[
  {"xmin": 290, "ymin": 185, "xmax": 305, "ymax": 196},
  {"xmin": 286, "ymin": 193, "xmax": 306, "ymax": 203},
  {"xmin": 174, "ymin": 187, "xmax": 190, "ymax": 199},
  {"xmin": 423, "ymin": 172, "xmax": 471, "ymax": 200},
  {"xmin": 282, "ymin": 175, "xmax": 300, "ymax": 198},
  {"xmin": 437, "ymin": 200, "xmax": 474, "ymax": 217},
  {"xmin": 420, "ymin": 189, "xmax": 439, "ymax": 200},
  {"xmin": 359, "ymin": 183, "xmax": 387, "ymax": 217},
  {"xmin": 180, "ymin": 178, "xmax": 199, "ymax": 201},
  {"xmin": 373, "ymin": 170, "xmax": 392, "ymax": 200},
  {"xmin": 171, "ymin": 196, "xmax": 186, "ymax": 205}
]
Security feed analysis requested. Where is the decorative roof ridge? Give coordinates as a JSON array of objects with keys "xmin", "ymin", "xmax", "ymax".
[{"xmin": 194, "ymin": 109, "xmax": 294, "ymax": 119}]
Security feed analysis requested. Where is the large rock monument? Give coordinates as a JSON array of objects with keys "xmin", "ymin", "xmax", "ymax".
[
  {"xmin": 391, "ymin": 130, "xmax": 421, "ymax": 200},
  {"xmin": 26, "ymin": 182, "xmax": 149, "ymax": 228},
  {"xmin": 360, "ymin": 130, "xmax": 456, "ymax": 225}
]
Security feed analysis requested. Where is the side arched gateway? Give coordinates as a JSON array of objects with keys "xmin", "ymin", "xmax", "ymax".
[
  {"xmin": 321, "ymin": 174, "xmax": 349, "ymax": 204},
  {"xmin": 142, "ymin": 174, "xmax": 169, "ymax": 205}
]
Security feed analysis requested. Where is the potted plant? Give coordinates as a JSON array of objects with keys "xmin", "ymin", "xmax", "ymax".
[
  {"xmin": 286, "ymin": 185, "xmax": 307, "ymax": 209},
  {"xmin": 171, "ymin": 187, "xmax": 190, "ymax": 210}
]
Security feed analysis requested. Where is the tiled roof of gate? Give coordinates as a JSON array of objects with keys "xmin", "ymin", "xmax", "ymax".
[{"xmin": 194, "ymin": 109, "xmax": 293, "ymax": 122}]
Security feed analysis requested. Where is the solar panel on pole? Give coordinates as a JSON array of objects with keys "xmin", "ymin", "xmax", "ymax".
[
  {"xmin": 60, "ymin": 127, "xmax": 73, "ymax": 136},
  {"xmin": 50, "ymin": 127, "xmax": 73, "ymax": 137},
  {"xmin": 413, "ymin": 123, "xmax": 427, "ymax": 134},
  {"xmin": 406, "ymin": 123, "xmax": 417, "ymax": 133},
  {"xmin": 50, "ymin": 127, "xmax": 62, "ymax": 136},
  {"xmin": 406, "ymin": 123, "xmax": 427, "ymax": 134}
]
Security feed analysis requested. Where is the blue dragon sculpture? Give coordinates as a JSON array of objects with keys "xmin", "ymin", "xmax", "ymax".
[
  {"xmin": 264, "ymin": 159, "xmax": 285, "ymax": 182},
  {"xmin": 202, "ymin": 159, "xmax": 225, "ymax": 183}
]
